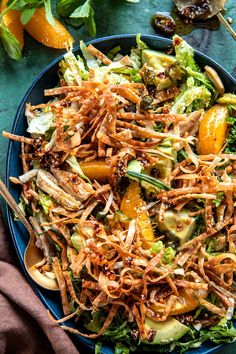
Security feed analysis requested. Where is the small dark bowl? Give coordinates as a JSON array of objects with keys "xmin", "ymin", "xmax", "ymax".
[{"xmin": 5, "ymin": 34, "xmax": 236, "ymax": 354}]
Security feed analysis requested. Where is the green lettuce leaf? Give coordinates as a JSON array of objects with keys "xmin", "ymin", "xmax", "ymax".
[
  {"xmin": 136, "ymin": 33, "xmax": 149, "ymax": 50},
  {"xmin": 173, "ymin": 35, "xmax": 198, "ymax": 71},
  {"xmin": 20, "ymin": 7, "xmax": 36, "ymax": 25},
  {"xmin": 14, "ymin": 195, "xmax": 27, "ymax": 220},
  {"xmin": 111, "ymin": 66, "xmax": 142, "ymax": 83},
  {"xmin": 27, "ymin": 111, "xmax": 54, "ymax": 134},
  {"xmin": 66, "ymin": 155, "xmax": 91, "ymax": 184},
  {"xmin": 80, "ymin": 40, "xmax": 99, "ymax": 69},
  {"xmin": 107, "ymin": 46, "xmax": 121, "ymax": 60},
  {"xmin": 171, "ymin": 86, "xmax": 211, "ymax": 114},
  {"xmin": 38, "ymin": 190, "xmax": 53, "ymax": 214},
  {"xmin": 186, "ymin": 67, "xmax": 214, "ymax": 91},
  {"xmin": 130, "ymin": 49, "xmax": 141, "ymax": 69},
  {"xmin": 63, "ymin": 51, "xmax": 89, "ymax": 82},
  {"xmin": 224, "ymin": 119, "xmax": 236, "ymax": 153},
  {"xmin": 177, "ymin": 319, "xmax": 236, "ymax": 352},
  {"xmin": 218, "ymin": 93, "xmax": 236, "ymax": 105}
]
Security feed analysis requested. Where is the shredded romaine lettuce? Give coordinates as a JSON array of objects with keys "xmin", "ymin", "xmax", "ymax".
[
  {"xmin": 38, "ymin": 189, "xmax": 53, "ymax": 214},
  {"xmin": 173, "ymin": 35, "xmax": 199, "ymax": 71},
  {"xmin": 66, "ymin": 155, "xmax": 91, "ymax": 184},
  {"xmin": 171, "ymin": 86, "xmax": 211, "ymax": 114},
  {"xmin": 80, "ymin": 40, "xmax": 99, "ymax": 69},
  {"xmin": 14, "ymin": 196, "xmax": 27, "ymax": 220},
  {"xmin": 107, "ymin": 46, "xmax": 121, "ymax": 60},
  {"xmin": 63, "ymin": 51, "xmax": 89, "ymax": 82},
  {"xmin": 111, "ymin": 66, "xmax": 142, "ymax": 83},
  {"xmin": 177, "ymin": 318, "xmax": 236, "ymax": 352},
  {"xmin": 130, "ymin": 49, "xmax": 141, "ymax": 69},
  {"xmin": 186, "ymin": 67, "xmax": 214, "ymax": 91},
  {"xmin": 136, "ymin": 33, "xmax": 149, "ymax": 50},
  {"xmin": 27, "ymin": 111, "xmax": 54, "ymax": 135}
]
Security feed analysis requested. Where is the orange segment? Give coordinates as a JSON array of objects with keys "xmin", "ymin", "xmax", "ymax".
[
  {"xmin": 24, "ymin": 7, "xmax": 74, "ymax": 49},
  {"xmin": 150, "ymin": 288, "xmax": 208, "ymax": 317},
  {"xmin": 198, "ymin": 104, "xmax": 228, "ymax": 155},
  {"xmin": 80, "ymin": 161, "xmax": 111, "ymax": 182},
  {"xmin": 120, "ymin": 181, "xmax": 154, "ymax": 246},
  {"xmin": 1, "ymin": 0, "xmax": 24, "ymax": 49}
]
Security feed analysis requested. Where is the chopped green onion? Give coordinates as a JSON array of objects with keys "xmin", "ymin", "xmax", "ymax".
[{"xmin": 126, "ymin": 171, "xmax": 171, "ymax": 191}]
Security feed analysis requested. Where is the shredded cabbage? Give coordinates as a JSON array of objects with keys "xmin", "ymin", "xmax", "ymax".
[{"xmin": 27, "ymin": 111, "xmax": 54, "ymax": 135}]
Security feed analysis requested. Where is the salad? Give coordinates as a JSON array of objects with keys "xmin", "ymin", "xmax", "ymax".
[{"xmin": 3, "ymin": 34, "xmax": 236, "ymax": 353}]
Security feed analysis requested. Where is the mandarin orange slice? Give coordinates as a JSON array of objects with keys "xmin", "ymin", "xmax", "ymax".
[
  {"xmin": 24, "ymin": 7, "xmax": 74, "ymax": 49},
  {"xmin": 198, "ymin": 104, "xmax": 228, "ymax": 155}
]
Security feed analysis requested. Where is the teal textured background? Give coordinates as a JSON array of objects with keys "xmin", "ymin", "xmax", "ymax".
[{"xmin": 0, "ymin": 1, "xmax": 236, "ymax": 353}]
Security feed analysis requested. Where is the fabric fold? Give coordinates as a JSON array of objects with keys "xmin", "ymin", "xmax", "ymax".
[{"xmin": 0, "ymin": 210, "xmax": 79, "ymax": 354}]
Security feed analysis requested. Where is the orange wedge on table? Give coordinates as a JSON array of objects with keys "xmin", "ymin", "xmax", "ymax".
[
  {"xmin": 1, "ymin": 0, "xmax": 24, "ymax": 49},
  {"xmin": 24, "ymin": 7, "xmax": 74, "ymax": 49}
]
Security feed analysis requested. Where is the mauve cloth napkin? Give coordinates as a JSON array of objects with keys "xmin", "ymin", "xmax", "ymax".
[{"xmin": 0, "ymin": 209, "xmax": 80, "ymax": 354}]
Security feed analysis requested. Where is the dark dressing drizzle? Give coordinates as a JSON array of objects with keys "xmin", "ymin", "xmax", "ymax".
[{"xmin": 151, "ymin": 9, "xmax": 220, "ymax": 37}]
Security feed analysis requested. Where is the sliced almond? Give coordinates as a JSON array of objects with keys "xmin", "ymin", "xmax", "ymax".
[{"xmin": 204, "ymin": 65, "xmax": 225, "ymax": 96}]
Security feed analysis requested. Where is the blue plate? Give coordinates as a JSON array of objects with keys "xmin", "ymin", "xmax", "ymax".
[{"xmin": 5, "ymin": 34, "xmax": 236, "ymax": 354}]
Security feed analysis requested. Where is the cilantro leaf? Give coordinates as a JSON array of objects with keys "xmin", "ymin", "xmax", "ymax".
[
  {"xmin": 44, "ymin": 0, "xmax": 55, "ymax": 26},
  {"xmin": 0, "ymin": 22, "xmax": 22, "ymax": 60},
  {"xmin": 20, "ymin": 7, "xmax": 36, "ymax": 25},
  {"xmin": 64, "ymin": 17, "xmax": 83, "ymax": 27},
  {"xmin": 69, "ymin": 0, "xmax": 96, "ymax": 36},
  {"xmin": 70, "ymin": 0, "xmax": 91, "ymax": 18},
  {"xmin": 57, "ymin": 0, "xmax": 82, "ymax": 17},
  {"xmin": 84, "ymin": 4, "xmax": 96, "ymax": 36}
]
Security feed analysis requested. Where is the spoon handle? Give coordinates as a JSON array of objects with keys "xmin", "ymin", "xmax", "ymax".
[
  {"xmin": 0, "ymin": 178, "xmax": 34, "ymax": 235},
  {"xmin": 217, "ymin": 12, "xmax": 236, "ymax": 41}
]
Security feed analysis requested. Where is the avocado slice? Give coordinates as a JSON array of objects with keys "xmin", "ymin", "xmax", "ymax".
[
  {"xmin": 142, "ymin": 49, "xmax": 176, "ymax": 72},
  {"xmin": 153, "ymin": 139, "xmax": 176, "ymax": 179},
  {"xmin": 127, "ymin": 159, "xmax": 142, "ymax": 174},
  {"xmin": 143, "ymin": 317, "xmax": 189, "ymax": 345},
  {"xmin": 126, "ymin": 160, "xmax": 170, "ymax": 192},
  {"xmin": 126, "ymin": 140, "xmax": 175, "ymax": 194},
  {"xmin": 143, "ymin": 139, "xmax": 176, "ymax": 186},
  {"xmin": 156, "ymin": 208, "xmax": 196, "ymax": 245}
]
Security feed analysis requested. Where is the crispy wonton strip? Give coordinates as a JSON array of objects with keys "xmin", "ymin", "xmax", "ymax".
[
  {"xmin": 2, "ymin": 131, "xmax": 34, "ymax": 145},
  {"xmin": 48, "ymin": 231, "xmax": 69, "ymax": 270},
  {"xmin": 87, "ymin": 44, "xmax": 112, "ymax": 65},
  {"xmin": 117, "ymin": 112, "xmax": 186, "ymax": 122},
  {"xmin": 117, "ymin": 120, "xmax": 192, "ymax": 142},
  {"xmin": 52, "ymin": 257, "xmax": 70, "ymax": 315}
]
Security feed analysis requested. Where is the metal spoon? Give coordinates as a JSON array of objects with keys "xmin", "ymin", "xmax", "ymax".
[{"xmin": 0, "ymin": 178, "xmax": 59, "ymax": 291}]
